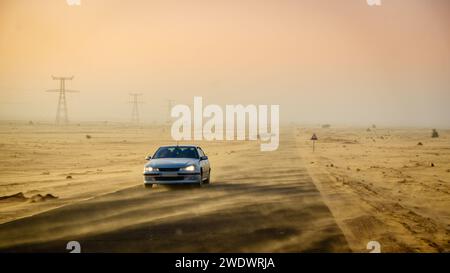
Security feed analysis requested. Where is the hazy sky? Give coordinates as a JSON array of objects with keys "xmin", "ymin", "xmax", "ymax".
[{"xmin": 0, "ymin": 0, "xmax": 449, "ymax": 126}]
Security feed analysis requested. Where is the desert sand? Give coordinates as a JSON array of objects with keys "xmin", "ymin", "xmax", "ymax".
[
  {"xmin": 0, "ymin": 122, "xmax": 448, "ymax": 252},
  {"xmin": 297, "ymin": 126, "xmax": 450, "ymax": 252}
]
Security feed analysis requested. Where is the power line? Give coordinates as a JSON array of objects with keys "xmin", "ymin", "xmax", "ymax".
[{"xmin": 46, "ymin": 76, "xmax": 79, "ymax": 125}]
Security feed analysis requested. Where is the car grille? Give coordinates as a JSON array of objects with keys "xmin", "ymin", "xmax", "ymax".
[
  {"xmin": 154, "ymin": 177, "xmax": 183, "ymax": 181},
  {"xmin": 158, "ymin": 168, "xmax": 180, "ymax": 172}
]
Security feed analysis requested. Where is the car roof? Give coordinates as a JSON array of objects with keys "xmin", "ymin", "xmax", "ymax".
[{"xmin": 159, "ymin": 145, "xmax": 198, "ymax": 148}]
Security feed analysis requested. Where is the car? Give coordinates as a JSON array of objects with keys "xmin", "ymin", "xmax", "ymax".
[{"xmin": 143, "ymin": 145, "xmax": 211, "ymax": 188}]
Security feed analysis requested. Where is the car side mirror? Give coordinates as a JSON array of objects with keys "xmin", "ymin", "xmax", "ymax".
[
  {"xmin": 145, "ymin": 155, "xmax": 152, "ymax": 161},
  {"xmin": 200, "ymin": 156, "xmax": 208, "ymax": 161}
]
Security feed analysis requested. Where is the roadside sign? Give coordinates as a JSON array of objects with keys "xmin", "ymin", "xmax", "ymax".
[{"xmin": 311, "ymin": 133, "xmax": 318, "ymax": 152}]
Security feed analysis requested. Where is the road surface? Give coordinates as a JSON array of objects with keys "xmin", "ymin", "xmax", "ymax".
[{"xmin": 0, "ymin": 134, "xmax": 350, "ymax": 252}]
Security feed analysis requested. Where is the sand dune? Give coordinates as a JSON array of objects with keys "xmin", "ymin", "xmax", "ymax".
[{"xmin": 0, "ymin": 192, "xmax": 57, "ymax": 203}]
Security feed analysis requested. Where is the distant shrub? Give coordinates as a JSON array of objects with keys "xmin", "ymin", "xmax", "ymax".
[
  {"xmin": 431, "ymin": 129, "xmax": 439, "ymax": 138},
  {"xmin": 417, "ymin": 142, "xmax": 423, "ymax": 146},
  {"xmin": 86, "ymin": 134, "xmax": 92, "ymax": 139},
  {"xmin": 321, "ymin": 124, "xmax": 331, "ymax": 129}
]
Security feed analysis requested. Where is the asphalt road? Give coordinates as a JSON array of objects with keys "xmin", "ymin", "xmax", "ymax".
[{"xmin": 0, "ymin": 135, "xmax": 350, "ymax": 252}]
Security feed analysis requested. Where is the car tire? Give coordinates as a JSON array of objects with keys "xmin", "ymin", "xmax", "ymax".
[
  {"xmin": 144, "ymin": 184, "xmax": 153, "ymax": 189},
  {"xmin": 204, "ymin": 170, "xmax": 211, "ymax": 184},
  {"xmin": 197, "ymin": 170, "xmax": 204, "ymax": 187}
]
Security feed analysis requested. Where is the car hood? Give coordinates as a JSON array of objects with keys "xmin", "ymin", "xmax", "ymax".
[{"xmin": 146, "ymin": 158, "xmax": 199, "ymax": 168}]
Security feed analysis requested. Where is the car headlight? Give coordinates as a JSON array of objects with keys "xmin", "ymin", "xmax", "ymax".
[
  {"xmin": 182, "ymin": 165, "xmax": 195, "ymax": 171},
  {"xmin": 144, "ymin": 166, "xmax": 155, "ymax": 172}
]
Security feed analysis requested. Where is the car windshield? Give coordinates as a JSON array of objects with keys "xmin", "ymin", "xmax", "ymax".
[{"xmin": 153, "ymin": 147, "xmax": 199, "ymax": 159}]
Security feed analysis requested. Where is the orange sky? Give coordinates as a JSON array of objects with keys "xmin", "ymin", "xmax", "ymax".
[{"xmin": 0, "ymin": 0, "xmax": 449, "ymax": 126}]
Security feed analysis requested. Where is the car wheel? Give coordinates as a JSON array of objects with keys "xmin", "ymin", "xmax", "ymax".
[
  {"xmin": 144, "ymin": 184, "xmax": 153, "ymax": 189},
  {"xmin": 198, "ymin": 170, "xmax": 204, "ymax": 187},
  {"xmin": 204, "ymin": 170, "xmax": 211, "ymax": 184}
]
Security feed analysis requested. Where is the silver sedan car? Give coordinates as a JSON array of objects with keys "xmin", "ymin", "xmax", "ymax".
[{"xmin": 143, "ymin": 145, "xmax": 211, "ymax": 188}]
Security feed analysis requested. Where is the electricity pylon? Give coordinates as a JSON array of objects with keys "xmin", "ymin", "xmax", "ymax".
[
  {"xmin": 46, "ymin": 76, "xmax": 79, "ymax": 125},
  {"xmin": 129, "ymin": 93, "xmax": 143, "ymax": 124}
]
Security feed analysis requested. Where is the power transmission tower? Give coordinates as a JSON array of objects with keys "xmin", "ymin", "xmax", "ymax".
[
  {"xmin": 46, "ymin": 76, "xmax": 79, "ymax": 125},
  {"xmin": 129, "ymin": 93, "xmax": 143, "ymax": 124}
]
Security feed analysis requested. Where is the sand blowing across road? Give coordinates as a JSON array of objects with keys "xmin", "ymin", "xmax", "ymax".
[{"xmin": 0, "ymin": 122, "xmax": 448, "ymax": 252}]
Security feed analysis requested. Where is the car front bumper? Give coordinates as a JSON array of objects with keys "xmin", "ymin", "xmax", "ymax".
[{"xmin": 143, "ymin": 172, "xmax": 201, "ymax": 185}]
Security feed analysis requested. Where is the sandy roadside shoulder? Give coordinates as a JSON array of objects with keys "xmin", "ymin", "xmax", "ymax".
[
  {"xmin": 0, "ymin": 122, "xmax": 170, "ymax": 224},
  {"xmin": 295, "ymin": 126, "xmax": 450, "ymax": 253}
]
